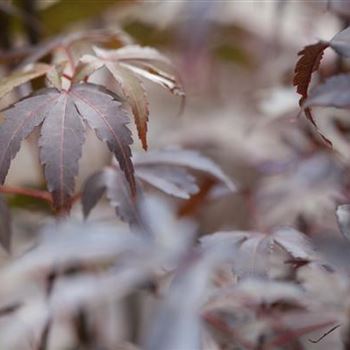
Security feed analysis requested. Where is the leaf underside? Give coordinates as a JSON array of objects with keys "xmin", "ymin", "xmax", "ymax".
[
  {"xmin": 82, "ymin": 167, "xmax": 140, "ymax": 225},
  {"xmin": 305, "ymin": 74, "xmax": 350, "ymax": 109},
  {"xmin": 82, "ymin": 148, "xmax": 235, "ymax": 221}
]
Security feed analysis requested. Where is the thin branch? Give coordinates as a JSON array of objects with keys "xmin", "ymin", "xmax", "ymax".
[
  {"xmin": 308, "ymin": 324, "xmax": 341, "ymax": 344},
  {"xmin": 265, "ymin": 320, "xmax": 337, "ymax": 349}
]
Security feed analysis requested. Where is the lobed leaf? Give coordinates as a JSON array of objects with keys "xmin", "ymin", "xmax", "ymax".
[
  {"xmin": 75, "ymin": 46, "xmax": 184, "ymax": 150},
  {"xmin": 200, "ymin": 228, "xmax": 315, "ymax": 278},
  {"xmin": 0, "ymin": 83, "xmax": 135, "ymax": 211},
  {"xmin": 82, "ymin": 148, "xmax": 235, "ymax": 220},
  {"xmin": 133, "ymin": 148, "xmax": 236, "ymax": 191}
]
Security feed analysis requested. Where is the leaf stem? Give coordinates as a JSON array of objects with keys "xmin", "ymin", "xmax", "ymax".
[
  {"xmin": 0, "ymin": 185, "xmax": 52, "ymax": 203},
  {"xmin": 57, "ymin": 45, "xmax": 75, "ymax": 73}
]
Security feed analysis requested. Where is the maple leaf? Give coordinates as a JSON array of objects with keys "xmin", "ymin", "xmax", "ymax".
[
  {"xmin": 293, "ymin": 26, "xmax": 350, "ymax": 146},
  {"xmin": 81, "ymin": 148, "xmax": 236, "ymax": 220},
  {"xmin": 200, "ymin": 228, "xmax": 316, "ymax": 278},
  {"xmin": 293, "ymin": 26, "xmax": 350, "ymax": 114},
  {"xmin": 0, "ymin": 83, "xmax": 135, "ymax": 211},
  {"xmin": 74, "ymin": 46, "xmax": 184, "ymax": 150},
  {"xmin": 256, "ymin": 153, "xmax": 344, "ymax": 227}
]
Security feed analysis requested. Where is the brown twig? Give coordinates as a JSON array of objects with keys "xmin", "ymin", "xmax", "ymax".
[
  {"xmin": 265, "ymin": 320, "xmax": 337, "ymax": 349},
  {"xmin": 308, "ymin": 324, "xmax": 341, "ymax": 344}
]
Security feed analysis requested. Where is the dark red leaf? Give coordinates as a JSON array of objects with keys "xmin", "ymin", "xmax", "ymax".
[
  {"xmin": 71, "ymin": 84, "xmax": 135, "ymax": 196},
  {"xmin": 293, "ymin": 41, "xmax": 329, "ymax": 105},
  {"xmin": 39, "ymin": 92, "xmax": 85, "ymax": 211},
  {"xmin": 0, "ymin": 83, "xmax": 135, "ymax": 211},
  {"xmin": 0, "ymin": 90, "xmax": 58, "ymax": 183}
]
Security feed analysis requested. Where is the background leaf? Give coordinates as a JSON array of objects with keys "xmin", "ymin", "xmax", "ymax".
[
  {"xmin": 0, "ymin": 63, "xmax": 51, "ymax": 99},
  {"xmin": 305, "ymin": 74, "xmax": 350, "ymax": 109}
]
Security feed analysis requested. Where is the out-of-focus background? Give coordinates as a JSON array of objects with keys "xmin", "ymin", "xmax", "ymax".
[
  {"xmin": 2, "ymin": 2, "xmax": 350, "ymax": 349},
  {"xmin": 1, "ymin": 0, "xmax": 346, "ymax": 234}
]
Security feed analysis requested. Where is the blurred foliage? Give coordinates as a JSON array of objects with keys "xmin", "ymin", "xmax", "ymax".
[
  {"xmin": 8, "ymin": 193, "xmax": 51, "ymax": 212},
  {"xmin": 123, "ymin": 20, "xmax": 173, "ymax": 47},
  {"xmin": 214, "ymin": 44, "xmax": 252, "ymax": 67},
  {"xmin": 39, "ymin": 0, "xmax": 132, "ymax": 36},
  {"xmin": 1, "ymin": 2, "xmax": 350, "ymax": 348},
  {"xmin": 8, "ymin": 0, "xmax": 137, "ymax": 38}
]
